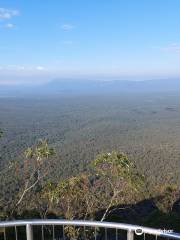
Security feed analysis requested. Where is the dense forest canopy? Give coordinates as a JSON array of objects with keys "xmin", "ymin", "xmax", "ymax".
[
  {"xmin": 0, "ymin": 91, "xmax": 180, "ymax": 231},
  {"xmin": 1, "ymin": 92, "xmax": 180, "ymax": 184}
]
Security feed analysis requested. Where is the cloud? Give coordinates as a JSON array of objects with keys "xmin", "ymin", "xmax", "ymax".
[
  {"xmin": 160, "ymin": 43, "xmax": 180, "ymax": 53},
  {"xmin": 36, "ymin": 66, "xmax": 45, "ymax": 71},
  {"xmin": 16, "ymin": 66, "xmax": 25, "ymax": 70},
  {"xmin": 0, "ymin": 65, "xmax": 46, "ymax": 72},
  {"xmin": 4, "ymin": 23, "xmax": 15, "ymax": 29},
  {"xmin": 0, "ymin": 8, "xmax": 19, "ymax": 20},
  {"xmin": 0, "ymin": 64, "xmax": 25, "ymax": 71},
  {"xmin": 61, "ymin": 23, "xmax": 75, "ymax": 31}
]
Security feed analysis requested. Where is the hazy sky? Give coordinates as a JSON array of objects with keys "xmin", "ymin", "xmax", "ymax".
[{"xmin": 1, "ymin": 0, "xmax": 180, "ymax": 84}]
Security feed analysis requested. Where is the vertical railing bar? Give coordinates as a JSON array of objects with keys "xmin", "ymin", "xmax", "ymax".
[
  {"xmin": 144, "ymin": 232, "xmax": 146, "ymax": 240},
  {"xmin": 15, "ymin": 226, "xmax": 18, "ymax": 240},
  {"xmin": 105, "ymin": 227, "xmax": 107, "ymax": 240},
  {"xmin": 84, "ymin": 225, "xmax": 86, "ymax": 240},
  {"xmin": 26, "ymin": 224, "xmax": 33, "ymax": 240},
  {"xmin": 74, "ymin": 225, "xmax": 76, "ymax": 239},
  {"xmin": 127, "ymin": 230, "xmax": 134, "ymax": 240},
  {"xmin": 52, "ymin": 225, "xmax": 55, "ymax": 240},
  {"xmin": 63, "ymin": 225, "xmax": 65, "ymax": 240},
  {"xmin": 156, "ymin": 235, "xmax": 158, "ymax": 240},
  {"xmin": 3, "ymin": 227, "xmax": 6, "ymax": 240},
  {"xmin": 116, "ymin": 228, "xmax": 118, "ymax": 240},
  {"xmin": 94, "ymin": 227, "xmax": 97, "ymax": 240},
  {"xmin": 41, "ymin": 225, "xmax": 44, "ymax": 240}
]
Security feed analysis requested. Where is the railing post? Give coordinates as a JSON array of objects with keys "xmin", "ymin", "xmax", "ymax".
[
  {"xmin": 127, "ymin": 230, "xmax": 134, "ymax": 240},
  {"xmin": 26, "ymin": 224, "xmax": 33, "ymax": 240}
]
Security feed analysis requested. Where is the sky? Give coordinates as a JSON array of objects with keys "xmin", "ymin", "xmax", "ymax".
[{"xmin": 0, "ymin": 0, "xmax": 180, "ymax": 84}]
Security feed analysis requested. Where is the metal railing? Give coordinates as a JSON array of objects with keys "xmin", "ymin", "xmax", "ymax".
[{"xmin": 0, "ymin": 219, "xmax": 180, "ymax": 240}]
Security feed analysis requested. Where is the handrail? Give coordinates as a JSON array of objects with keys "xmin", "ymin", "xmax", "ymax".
[{"xmin": 0, "ymin": 219, "xmax": 180, "ymax": 240}]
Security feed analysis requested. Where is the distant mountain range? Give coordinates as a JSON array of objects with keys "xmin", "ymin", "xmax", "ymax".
[{"xmin": 0, "ymin": 78, "xmax": 180, "ymax": 96}]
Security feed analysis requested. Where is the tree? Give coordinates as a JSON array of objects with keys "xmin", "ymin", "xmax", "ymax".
[
  {"xmin": 46, "ymin": 151, "xmax": 144, "ymax": 221},
  {"xmin": 15, "ymin": 139, "xmax": 55, "ymax": 207},
  {"xmin": 42, "ymin": 151, "xmax": 144, "ymax": 239},
  {"xmin": 91, "ymin": 151, "xmax": 145, "ymax": 221}
]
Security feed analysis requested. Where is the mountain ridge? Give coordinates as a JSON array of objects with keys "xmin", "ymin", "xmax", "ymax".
[{"xmin": 1, "ymin": 78, "xmax": 180, "ymax": 96}]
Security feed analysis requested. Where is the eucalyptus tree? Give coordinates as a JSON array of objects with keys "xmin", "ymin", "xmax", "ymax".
[
  {"xmin": 47, "ymin": 151, "xmax": 145, "ymax": 221},
  {"xmin": 16, "ymin": 139, "xmax": 55, "ymax": 207}
]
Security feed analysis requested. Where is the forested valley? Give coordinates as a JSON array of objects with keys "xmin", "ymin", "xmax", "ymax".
[{"xmin": 0, "ymin": 92, "xmax": 180, "ymax": 231}]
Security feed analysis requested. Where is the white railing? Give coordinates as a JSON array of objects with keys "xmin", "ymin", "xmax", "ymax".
[{"xmin": 0, "ymin": 219, "xmax": 180, "ymax": 240}]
